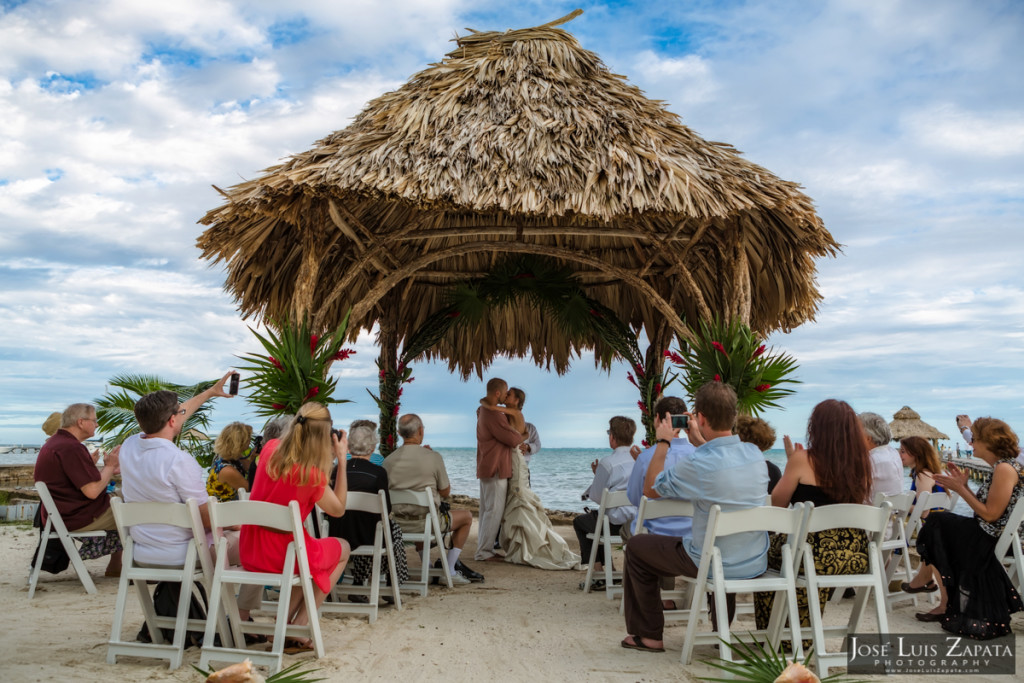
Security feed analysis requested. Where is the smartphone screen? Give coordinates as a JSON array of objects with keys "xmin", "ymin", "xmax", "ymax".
[
  {"xmin": 671, "ymin": 414, "xmax": 688, "ymax": 430},
  {"xmin": 229, "ymin": 372, "xmax": 240, "ymax": 395}
]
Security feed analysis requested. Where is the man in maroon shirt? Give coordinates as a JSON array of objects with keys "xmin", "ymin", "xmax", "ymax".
[
  {"xmin": 474, "ymin": 378, "xmax": 525, "ymax": 561},
  {"xmin": 34, "ymin": 403, "xmax": 122, "ymax": 575}
]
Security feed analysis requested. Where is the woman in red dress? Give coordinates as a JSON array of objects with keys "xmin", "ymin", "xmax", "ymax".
[{"xmin": 240, "ymin": 402, "xmax": 349, "ymax": 650}]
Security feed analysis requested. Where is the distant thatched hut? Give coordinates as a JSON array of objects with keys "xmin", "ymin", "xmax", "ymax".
[
  {"xmin": 197, "ymin": 11, "xmax": 838, "ymax": 378},
  {"xmin": 889, "ymin": 406, "xmax": 950, "ymax": 448}
]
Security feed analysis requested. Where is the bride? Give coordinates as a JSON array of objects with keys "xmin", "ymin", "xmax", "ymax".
[{"xmin": 480, "ymin": 389, "xmax": 579, "ymax": 570}]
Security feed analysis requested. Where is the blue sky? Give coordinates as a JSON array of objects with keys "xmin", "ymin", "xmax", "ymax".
[{"xmin": 1, "ymin": 0, "xmax": 1022, "ymax": 449}]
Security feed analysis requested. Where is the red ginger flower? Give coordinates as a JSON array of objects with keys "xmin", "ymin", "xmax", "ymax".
[
  {"xmin": 588, "ymin": 308, "xmax": 603, "ymax": 318},
  {"xmin": 272, "ymin": 403, "xmax": 284, "ymax": 410},
  {"xmin": 333, "ymin": 348, "xmax": 355, "ymax": 361},
  {"xmin": 641, "ymin": 439, "xmax": 650, "ymax": 448},
  {"xmin": 714, "ymin": 374, "xmax": 721, "ymax": 382},
  {"xmin": 405, "ymin": 376, "xmax": 415, "ymax": 383},
  {"xmin": 446, "ymin": 311, "xmax": 461, "ymax": 318},
  {"xmin": 664, "ymin": 350, "xmax": 685, "ymax": 365},
  {"xmin": 379, "ymin": 369, "xmax": 386, "ymax": 379},
  {"xmin": 626, "ymin": 372, "xmax": 638, "ymax": 388},
  {"xmin": 398, "ymin": 387, "xmax": 403, "ymax": 397},
  {"xmin": 637, "ymin": 400, "xmax": 648, "ymax": 414},
  {"xmin": 711, "ymin": 341, "xmax": 728, "ymax": 356},
  {"xmin": 303, "ymin": 386, "xmax": 320, "ymax": 401},
  {"xmin": 654, "ymin": 382, "xmax": 662, "ymax": 396},
  {"xmin": 268, "ymin": 355, "xmax": 283, "ymax": 370},
  {"xmin": 392, "ymin": 404, "xmax": 400, "ymax": 416},
  {"xmin": 756, "ymin": 383, "xmax": 772, "ymax": 392},
  {"xmin": 309, "ymin": 334, "xmax": 319, "ymax": 353},
  {"xmin": 753, "ymin": 344, "xmax": 766, "ymax": 358},
  {"xmin": 386, "ymin": 434, "xmax": 394, "ymax": 447},
  {"xmin": 634, "ymin": 363, "xmax": 644, "ymax": 377}
]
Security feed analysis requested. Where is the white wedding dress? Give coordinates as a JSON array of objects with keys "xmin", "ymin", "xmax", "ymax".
[{"xmin": 499, "ymin": 449, "xmax": 580, "ymax": 570}]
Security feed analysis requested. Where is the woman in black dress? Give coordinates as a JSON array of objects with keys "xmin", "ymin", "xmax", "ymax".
[{"xmin": 914, "ymin": 417, "xmax": 1023, "ymax": 637}]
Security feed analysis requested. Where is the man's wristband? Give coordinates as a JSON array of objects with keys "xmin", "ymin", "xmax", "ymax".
[{"xmin": 656, "ymin": 439, "xmax": 671, "ymax": 446}]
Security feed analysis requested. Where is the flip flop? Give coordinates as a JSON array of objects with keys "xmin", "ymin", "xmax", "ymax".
[
  {"xmin": 283, "ymin": 639, "xmax": 314, "ymax": 655},
  {"xmin": 621, "ymin": 635, "xmax": 664, "ymax": 653},
  {"xmin": 901, "ymin": 581, "xmax": 938, "ymax": 594}
]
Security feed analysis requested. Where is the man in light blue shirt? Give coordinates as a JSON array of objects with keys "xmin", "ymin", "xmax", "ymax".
[
  {"xmin": 620, "ymin": 382, "xmax": 769, "ymax": 654},
  {"xmin": 626, "ymin": 396, "xmax": 696, "ymax": 538},
  {"xmin": 575, "ymin": 416, "xmax": 638, "ymax": 577}
]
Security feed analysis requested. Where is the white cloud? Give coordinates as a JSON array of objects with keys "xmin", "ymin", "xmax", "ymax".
[{"xmin": 904, "ymin": 103, "xmax": 1024, "ymax": 158}]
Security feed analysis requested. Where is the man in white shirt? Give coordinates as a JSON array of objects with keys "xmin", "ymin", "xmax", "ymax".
[
  {"xmin": 627, "ymin": 396, "xmax": 695, "ymax": 538},
  {"xmin": 859, "ymin": 412, "xmax": 903, "ymax": 499},
  {"xmin": 574, "ymin": 416, "xmax": 637, "ymax": 577},
  {"xmin": 119, "ymin": 373, "xmax": 261, "ymax": 621}
]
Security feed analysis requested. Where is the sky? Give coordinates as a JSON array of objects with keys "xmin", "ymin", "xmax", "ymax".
[{"xmin": 1, "ymin": 0, "xmax": 1022, "ymax": 450}]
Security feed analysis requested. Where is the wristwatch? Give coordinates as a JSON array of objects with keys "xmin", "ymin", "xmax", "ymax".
[{"xmin": 656, "ymin": 439, "xmax": 672, "ymax": 446}]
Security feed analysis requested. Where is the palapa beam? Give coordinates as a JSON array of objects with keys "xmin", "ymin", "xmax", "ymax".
[{"xmin": 197, "ymin": 10, "xmax": 839, "ymax": 377}]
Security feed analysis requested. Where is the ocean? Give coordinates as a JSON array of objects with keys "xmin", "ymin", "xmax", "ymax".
[{"xmin": 1, "ymin": 445, "xmax": 958, "ymax": 515}]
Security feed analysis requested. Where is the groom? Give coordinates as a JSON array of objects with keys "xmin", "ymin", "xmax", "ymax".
[{"xmin": 475, "ymin": 377, "xmax": 524, "ymax": 561}]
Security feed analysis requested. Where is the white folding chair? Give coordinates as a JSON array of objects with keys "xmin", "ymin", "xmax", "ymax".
[
  {"xmin": 624, "ymin": 496, "xmax": 696, "ymax": 617},
  {"xmin": 994, "ymin": 496, "xmax": 1024, "ymax": 592},
  {"xmin": 679, "ymin": 504, "xmax": 810, "ymax": 666},
  {"xmin": 199, "ymin": 499, "xmax": 325, "ymax": 674},
  {"xmin": 389, "ymin": 487, "xmax": 452, "ymax": 595},
  {"xmin": 321, "ymin": 490, "xmax": 403, "ymax": 622},
  {"xmin": 28, "ymin": 481, "xmax": 108, "ymax": 598},
  {"xmin": 106, "ymin": 498, "xmax": 228, "ymax": 669},
  {"xmin": 582, "ymin": 488, "xmax": 630, "ymax": 600},
  {"xmin": 872, "ymin": 491, "xmax": 916, "ymax": 610},
  {"xmin": 798, "ymin": 503, "xmax": 891, "ymax": 676}
]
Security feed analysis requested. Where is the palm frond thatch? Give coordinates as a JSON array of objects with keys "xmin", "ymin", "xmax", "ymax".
[{"xmin": 197, "ymin": 11, "xmax": 839, "ymax": 377}]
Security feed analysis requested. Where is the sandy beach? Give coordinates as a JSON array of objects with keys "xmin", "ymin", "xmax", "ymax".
[{"xmin": 3, "ymin": 514, "xmax": 1022, "ymax": 683}]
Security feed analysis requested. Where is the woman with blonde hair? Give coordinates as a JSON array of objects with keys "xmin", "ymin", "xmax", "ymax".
[
  {"xmin": 239, "ymin": 402, "xmax": 349, "ymax": 652},
  {"xmin": 207, "ymin": 422, "xmax": 254, "ymax": 501},
  {"xmin": 910, "ymin": 418, "xmax": 1024, "ymax": 635}
]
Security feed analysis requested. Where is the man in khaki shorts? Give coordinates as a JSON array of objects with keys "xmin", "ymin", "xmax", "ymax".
[
  {"xmin": 33, "ymin": 403, "xmax": 122, "ymax": 575},
  {"xmin": 385, "ymin": 413, "xmax": 483, "ymax": 583}
]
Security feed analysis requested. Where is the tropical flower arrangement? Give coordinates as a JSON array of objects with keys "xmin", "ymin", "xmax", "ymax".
[
  {"xmin": 367, "ymin": 359, "xmax": 415, "ymax": 454},
  {"xmin": 236, "ymin": 313, "xmax": 354, "ymax": 418},
  {"xmin": 668, "ymin": 317, "xmax": 800, "ymax": 416}
]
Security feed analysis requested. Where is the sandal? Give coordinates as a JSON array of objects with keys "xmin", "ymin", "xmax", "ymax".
[
  {"xmin": 621, "ymin": 635, "xmax": 664, "ymax": 653},
  {"xmin": 283, "ymin": 638, "xmax": 315, "ymax": 655},
  {"xmin": 901, "ymin": 581, "xmax": 938, "ymax": 594},
  {"xmin": 579, "ymin": 579, "xmax": 606, "ymax": 591}
]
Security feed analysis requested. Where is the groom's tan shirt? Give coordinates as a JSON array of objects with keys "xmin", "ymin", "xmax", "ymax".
[{"xmin": 476, "ymin": 407, "xmax": 522, "ymax": 479}]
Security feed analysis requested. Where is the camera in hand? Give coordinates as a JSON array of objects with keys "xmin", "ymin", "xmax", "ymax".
[
  {"xmin": 228, "ymin": 372, "xmax": 240, "ymax": 395},
  {"xmin": 670, "ymin": 414, "xmax": 689, "ymax": 430},
  {"xmin": 331, "ymin": 428, "xmax": 344, "ymax": 440}
]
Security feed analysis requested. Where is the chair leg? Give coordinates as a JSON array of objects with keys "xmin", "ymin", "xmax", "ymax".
[
  {"xmin": 382, "ymin": 526, "xmax": 403, "ymax": 610},
  {"xmin": 106, "ymin": 569, "xmax": 133, "ymax": 663},
  {"xmin": 61, "ymin": 533, "xmax": 97, "ymax": 595},
  {"xmin": 27, "ymin": 523, "xmax": 51, "ymax": 599},
  {"xmin": 135, "ymin": 580, "xmax": 166, "ymax": 644}
]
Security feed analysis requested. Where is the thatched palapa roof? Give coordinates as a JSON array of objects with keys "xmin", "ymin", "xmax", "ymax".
[
  {"xmin": 889, "ymin": 406, "xmax": 950, "ymax": 442},
  {"xmin": 197, "ymin": 10, "xmax": 839, "ymax": 376}
]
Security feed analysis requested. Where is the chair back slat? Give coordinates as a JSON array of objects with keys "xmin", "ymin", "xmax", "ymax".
[
  {"xmin": 346, "ymin": 490, "xmax": 386, "ymax": 515},
  {"xmin": 635, "ymin": 496, "xmax": 695, "ymax": 532},
  {"xmin": 805, "ymin": 502, "xmax": 891, "ymax": 536},
  {"xmin": 600, "ymin": 489, "xmax": 630, "ymax": 509},
  {"xmin": 712, "ymin": 503, "xmax": 806, "ymax": 537},
  {"xmin": 35, "ymin": 481, "xmax": 72, "ymax": 535},
  {"xmin": 388, "ymin": 486, "xmax": 433, "ymax": 508}
]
